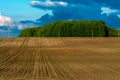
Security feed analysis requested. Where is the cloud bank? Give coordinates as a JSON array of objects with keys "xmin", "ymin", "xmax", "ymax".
[{"xmin": 29, "ymin": 0, "xmax": 120, "ymax": 28}]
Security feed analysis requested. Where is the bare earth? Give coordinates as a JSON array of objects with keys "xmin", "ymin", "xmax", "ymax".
[{"xmin": 0, "ymin": 37, "xmax": 120, "ymax": 80}]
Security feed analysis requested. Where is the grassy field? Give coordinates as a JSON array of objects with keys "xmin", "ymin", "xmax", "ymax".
[{"xmin": 0, "ymin": 37, "xmax": 120, "ymax": 80}]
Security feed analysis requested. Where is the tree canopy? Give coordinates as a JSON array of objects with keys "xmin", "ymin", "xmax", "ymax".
[{"xmin": 19, "ymin": 20, "xmax": 120, "ymax": 37}]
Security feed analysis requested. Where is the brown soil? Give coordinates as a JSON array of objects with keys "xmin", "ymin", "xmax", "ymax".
[{"xmin": 0, "ymin": 37, "xmax": 120, "ymax": 80}]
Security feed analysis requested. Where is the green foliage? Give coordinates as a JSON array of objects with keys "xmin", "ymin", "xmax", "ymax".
[
  {"xmin": 19, "ymin": 27, "xmax": 41, "ymax": 37},
  {"xmin": 107, "ymin": 28, "xmax": 119, "ymax": 37},
  {"xmin": 19, "ymin": 20, "xmax": 120, "ymax": 37}
]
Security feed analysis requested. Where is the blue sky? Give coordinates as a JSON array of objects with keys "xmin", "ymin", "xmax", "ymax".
[
  {"xmin": 0, "ymin": 0, "xmax": 120, "ymax": 37},
  {"xmin": 0, "ymin": 0, "xmax": 49, "ymax": 21}
]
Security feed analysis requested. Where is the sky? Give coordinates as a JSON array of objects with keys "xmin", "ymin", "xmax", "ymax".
[{"xmin": 0, "ymin": 0, "xmax": 120, "ymax": 37}]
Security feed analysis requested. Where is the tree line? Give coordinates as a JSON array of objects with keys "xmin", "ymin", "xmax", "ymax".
[{"xmin": 19, "ymin": 20, "xmax": 120, "ymax": 37}]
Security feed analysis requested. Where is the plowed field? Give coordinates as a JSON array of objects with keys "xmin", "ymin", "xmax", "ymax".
[{"xmin": 0, "ymin": 37, "xmax": 120, "ymax": 80}]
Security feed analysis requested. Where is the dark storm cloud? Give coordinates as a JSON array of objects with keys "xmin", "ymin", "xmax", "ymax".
[
  {"xmin": 51, "ymin": 0, "xmax": 94, "ymax": 5},
  {"xmin": 36, "ymin": 13, "xmax": 53, "ymax": 25},
  {"xmin": 93, "ymin": 0, "xmax": 120, "ymax": 9},
  {"xmin": 101, "ymin": 14, "xmax": 120, "ymax": 28},
  {"xmin": 52, "ymin": 0, "xmax": 120, "ymax": 9},
  {"xmin": 29, "ymin": 0, "xmax": 120, "ymax": 28},
  {"xmin": 36, "ymin": 7, "xmax": 83, "ymax": 24},
  {"xmin": 107, "ymin": 15, "xmax": 120, "ymax": 28}
]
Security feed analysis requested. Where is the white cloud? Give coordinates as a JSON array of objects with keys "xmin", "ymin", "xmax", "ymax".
[
  {"xmin": 18, "ymin": 22, "xmax": 30, "ymax": 30},
  {"xmin": 30, "ymin": 0, "xmax": 68, "ymax": 9},
  {"xmin": 17, "ymin": 24, "xmax": 28, "ymax": 30},
  {"xmin": 18, "ymin": 24, "xmax": 24, "ymax": 30},
  {"xmin": 101, "ymin": 7, "xmax": 118, "ymax": 16},
  {"xmin": 0, "ymin": 13, "xmax": 13, "ymax": 27}
]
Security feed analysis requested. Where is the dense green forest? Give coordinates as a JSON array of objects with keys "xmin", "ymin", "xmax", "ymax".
[{"xmin": 19, "ymin": 20, "xmax": 120, "ymax": 37}]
